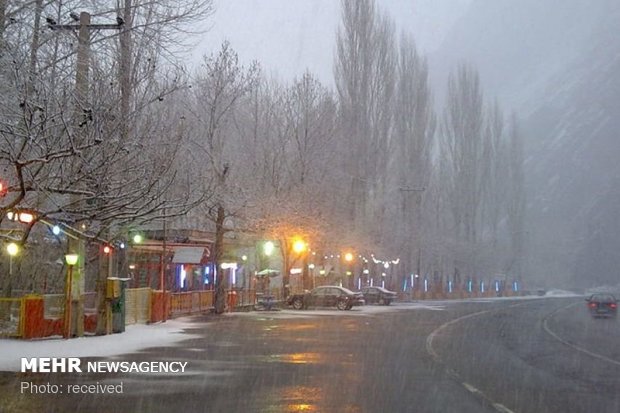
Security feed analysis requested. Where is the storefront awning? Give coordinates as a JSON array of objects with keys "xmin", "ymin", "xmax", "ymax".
[{"xmin": 172, "ymin": 246, "xmax": 208, "ymax": 264}]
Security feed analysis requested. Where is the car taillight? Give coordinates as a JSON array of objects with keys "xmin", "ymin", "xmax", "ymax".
[
  {"xmin": 589, "ymin": 302, "xmax": 597, "ymax": 308},
  {"xmin": 610, "ymin": 303, "xmax": 617, "ymax": 309}
]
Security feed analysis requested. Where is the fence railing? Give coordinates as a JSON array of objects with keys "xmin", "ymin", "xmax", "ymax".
[
  {"xmin": 2, "ymin": 287, "xmax": 276, "ymax": 339},
  {"xmin": 83, "ymin": 292, "xmax": 97, "ymax": 314},
  {"xmin": 43, "ymin": 294, "xmax": 64, "ymax": 319},
  {"xmin": 230, "ymin": 289, "xmax": 257, "ymax": 307},
  {"xmin": 169, "ymin": 290, "xmax": 214, "ymax": 315},
  {"xmin": 125, "ymin": 288, "xmax": 151, "ymax": 324},
  {"xmin": 0, "ymin": 298, "xmax": 24, "ymax": 337}
]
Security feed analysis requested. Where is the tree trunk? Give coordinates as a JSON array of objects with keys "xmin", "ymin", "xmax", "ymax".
[
  {"xmin": 213, "ymin": 205, "xmax": 227, "ymax": 314},
  {"xmin": 281, "ymin": 239, "xmax": 290, "ymax": 298},
  {"xmin": 95, "ymin": 232, "xmax": 112, "ymax": 335}
]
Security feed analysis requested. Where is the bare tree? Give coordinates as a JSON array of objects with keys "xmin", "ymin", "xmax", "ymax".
[
  {"xmin": 0, "ymin": 0, "xmax": 213, "ymax": 304},
  {"xmin": 334, "ymin": 0, "xmax": 396, "ymax": 244},
  {"xmin": 257, "ymin": 72, "xmax": 338, "ymax": 294},
  {"xmin": 481, "ymin": 100, "xmax": 506, "ymax": 248},
  {"xmin": 281, "ymin": 72, "xmax": 337, "ymax": 190},
  {"xmin": 391, "ymin": 33, "xmax": 435, "ymax": 279},
  {"xmin": 435, "ymin": 62, "xmax": 528, "ymax": 284},
  {"xmin": 186, "ymin": 42, "xmax": 259, "ymax": 313},
  {"xmin": 439, "ymin": 63, "xmax": 486, "ymax": 277},
  {"xmin": 505, "ymin": 113, "xmax": 526, "ymax": 280}
]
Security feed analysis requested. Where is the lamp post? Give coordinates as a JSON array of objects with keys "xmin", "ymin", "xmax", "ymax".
[
  {"xmin": 6, "ymin": 242, "xmax": 19, "ymax": 277},
  {"xmin": 344, "ymin": 252, "xmax": 354, "ymax": 290},
  {"xmin": 292, "ymin": 238, "xmax": 307, "ymax": 293},
  {"xmin": 255, "ymin": 241, "xmax": 275, "ymax": 296},
  {"xmin": 64, "ymin": 253, "xmax": 79, "ymax": 339},
  {"xmin": 241, "ymin": 255, "xmax": 248, "ymax": 302},
  {"xmin": 308, "ymin": 263, "xmax": 315, "ymax": 289},
  {"xmin": 5, "ymin": 242, "xmax": 19, "ymax": 302}
]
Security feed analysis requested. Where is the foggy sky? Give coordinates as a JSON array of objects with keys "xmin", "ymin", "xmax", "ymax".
[{"xmin": 191, "ymin": 0, "xmax": 471, "ymax": 84}]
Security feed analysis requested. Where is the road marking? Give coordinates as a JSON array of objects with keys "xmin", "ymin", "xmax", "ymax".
[
  {"xmin": 426, "ymin": 302, "xmax": 528, "ymax": 413},
  {"xmin": 493, "ymin": 403, "xmax": 516, "ymax": 413},
  {"xmin": 462, "ymin": 381, "xmax": 481, "ymax": 394},
  {"xmin": 426, "ymin": 308, "xmax": 494, "ymax": 360},
  {"xmin": 543, "ymin": 302, "xmax": 620, "ymax": 367}
]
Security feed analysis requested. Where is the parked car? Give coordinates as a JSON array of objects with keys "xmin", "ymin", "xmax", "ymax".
[
  {"xmin": 286, "ymin": 286, "xmax": 365, "ymax": 310},
  {"xmin": 360, "ymin": 286, "xmax": 397, "ymax": 305},
  {"xmin": 586, "ymin": 293, "xmax": 618, "ymax": 318}
]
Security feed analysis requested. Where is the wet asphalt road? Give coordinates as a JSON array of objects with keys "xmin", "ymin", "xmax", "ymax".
[{"xmin": 1, "ymin": 297, "xmax": 619, "ymax": 413}]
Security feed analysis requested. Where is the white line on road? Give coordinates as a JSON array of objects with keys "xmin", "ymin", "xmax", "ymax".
[
  {"xmin": 543, "ymin": 302, "xmax": 620, "ymax": 367},
  {"xmin": 493, "ymin": 403, "xmax": 516, "ymax": 413},
  {"xmin": 426, "ymin": 303, "xmax": 528, "ymax": 413},
  {"xmin": 462, "ymin": 381, "xmax": 481, "ymax": 394}
]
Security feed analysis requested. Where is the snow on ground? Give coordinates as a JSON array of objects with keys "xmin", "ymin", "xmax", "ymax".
[
  {"xmin": 0, "ymin": 318, "xmax": 199, "ymax": 372},
  {"xmin": 233, "ymin": 295, "xmax": 573, "ymax": 320},
  {"xmin": 544, "ymin": 289, "xmax": 582, "ymax": 297},
  {"xmin": 235, "ymin": 301, "xmax": 449, "ymax": 320},
  {"xmin": 0, "ymin": 295, "xmax": 575, "ymax": 371}
]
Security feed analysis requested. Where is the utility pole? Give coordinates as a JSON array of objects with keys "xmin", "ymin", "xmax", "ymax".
[{"xmin": 48, "ymin": 12, "xmax": 123, "ymax": 337}]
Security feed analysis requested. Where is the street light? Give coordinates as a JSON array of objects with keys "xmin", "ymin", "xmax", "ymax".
[
  {"xmin": 263, "ymin": 241, "xmax": 275, "ymax": 256},
  {"xmin": 65, "ymin": 253, "xmax": 78, "ymax": 266},
  {"xmin": 6, "ymin": 242, "xmax": 19, "ymax": 278},
  {"xmin": 6, "ymin": 210, "xmax": 36, "ymax": 224},
  {"xmin": 6, "ymin": 242, "xmax": 19, "ymax": 256},
  {"xmin": 64, "ymin": 253, "xmax": 79, "ymax": 339},
  {"xmin": 343, "ymin": 252, "xmax": 355, "ymax": 289},
  {"xmin": 292, "ymin": 239, "xmax": 307, "ymax": 254},
  {"xmin": 291, "ymin": 238, "xmax": 309, "ymax": 291}
]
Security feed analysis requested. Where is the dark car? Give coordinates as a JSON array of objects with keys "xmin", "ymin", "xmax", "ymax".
[
  {"xmin": 586, "ymin": 293, "xmax": 618, "ymax": 318},
  {"xmin": 360, "ymin": 286, "xmax": 397, "ymax": 305},
  {"xmin": 286, "ymin": 286, "xmax": 365, "ymax": 310}
]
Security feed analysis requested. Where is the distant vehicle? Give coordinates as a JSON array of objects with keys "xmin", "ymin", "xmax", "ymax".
[
  {"xmin": 586, "ymin": 293, "xmax": 618, "ymax": 318},
  {"xmin": 360, "ymin": 286, "xmax": 397, "ymax": 305},
  {"xmin": 286, "ymin": 286, "xmax": 365, "ymax": 310}
]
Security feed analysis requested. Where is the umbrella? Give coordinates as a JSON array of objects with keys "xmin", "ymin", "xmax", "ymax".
[{"xmin": 256, "ymin": 269, "xmax": 280, "ymax": 277}]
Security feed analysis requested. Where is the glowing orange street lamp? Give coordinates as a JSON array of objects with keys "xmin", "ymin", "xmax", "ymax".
[
  {"xmin": 343, "ymin": 252, "xmax": 355, "ymax": 289},
  {"xmin": 292, "ymin": 239, "xmax": 307, "ymax": 254}
]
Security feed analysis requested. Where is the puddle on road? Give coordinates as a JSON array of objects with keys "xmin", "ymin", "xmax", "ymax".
[{"xmin": 256, "ymin": 352, "xmax": 325, "ymax": 365}]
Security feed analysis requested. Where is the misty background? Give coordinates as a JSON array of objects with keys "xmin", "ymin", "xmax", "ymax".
[
  {"xmin": 193, "ymin": 0, "xmax": 620, "ymax": 289},
  {"xmin": 1, "ymin": 0, "xmax": 619, "ymax": 299}
]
